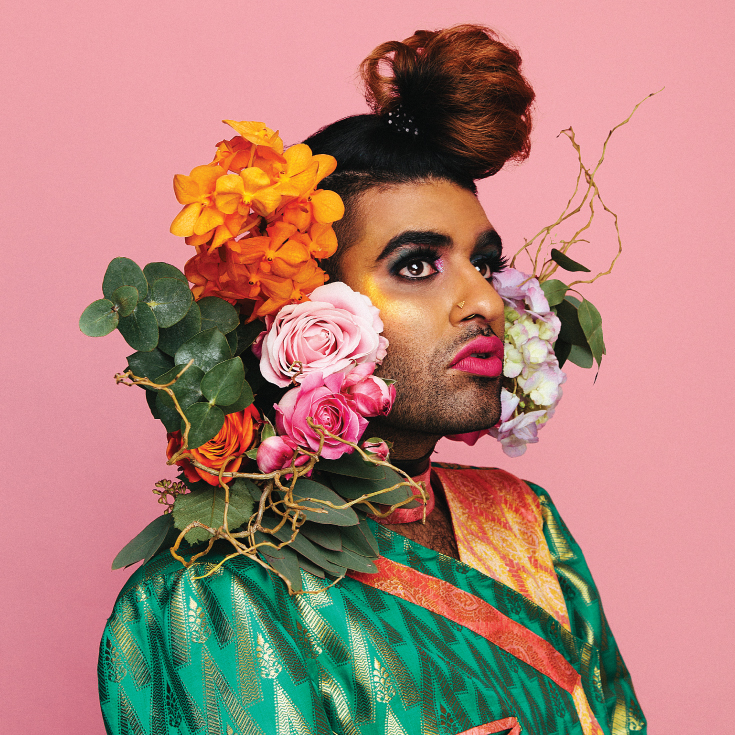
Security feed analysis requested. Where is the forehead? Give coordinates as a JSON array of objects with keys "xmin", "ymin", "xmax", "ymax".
[{"xmin": 351, "ymin": 180, "xmax": 493, "ymax": 253}]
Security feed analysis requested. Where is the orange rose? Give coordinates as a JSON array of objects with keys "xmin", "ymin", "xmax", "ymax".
[{"xmin": 166, "ymin": 405, "xmax": 259, "ymax": 486}]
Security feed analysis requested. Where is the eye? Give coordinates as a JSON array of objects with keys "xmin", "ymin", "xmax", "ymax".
[
  {"xmin": 472, "ymin": 252, "xmax": 508, "ymax": 280},
  {"xmin": 397, "ymin": 258, "xmax": 439, "ymax": 279}
]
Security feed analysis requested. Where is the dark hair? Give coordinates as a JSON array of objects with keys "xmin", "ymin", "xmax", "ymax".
[{"xmin": 303, "ymin": 24, "xmax": 535, "ymax": 277}]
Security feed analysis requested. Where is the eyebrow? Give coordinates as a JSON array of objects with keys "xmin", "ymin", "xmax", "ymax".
[{"xmin": 375, "ymin": 228, "xmax": 502, "ymax": 262}]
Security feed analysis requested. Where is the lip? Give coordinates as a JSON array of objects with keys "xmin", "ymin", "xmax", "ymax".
[{"xmin": 449, "ymin": 335, "xmax": 504, "ymax": 378}]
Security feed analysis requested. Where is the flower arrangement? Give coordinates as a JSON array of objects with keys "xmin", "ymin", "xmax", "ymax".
[{"xmin": 80, "ymin": 98, "xmax": 655, "ymax": 589}]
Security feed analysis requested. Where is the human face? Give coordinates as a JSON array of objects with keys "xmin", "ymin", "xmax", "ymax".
[{"xmin": 338, "ymin": 180, "xmax": 507, "ymax": 453}]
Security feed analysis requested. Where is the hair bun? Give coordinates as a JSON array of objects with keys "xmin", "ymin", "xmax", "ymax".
[{"xmin": 361, "ymin": 25, "xmax": 535, "ymax": 179}]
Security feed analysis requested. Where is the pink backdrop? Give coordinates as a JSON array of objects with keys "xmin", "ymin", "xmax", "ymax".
[{"xmin": 3, "ymin": 1, "xmax": 733, "ymax": 732}]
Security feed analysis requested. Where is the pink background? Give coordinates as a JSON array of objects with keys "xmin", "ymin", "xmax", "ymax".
[{"xmin": 3, "ymin": 1, "xmax": 733, "ymax": 732}]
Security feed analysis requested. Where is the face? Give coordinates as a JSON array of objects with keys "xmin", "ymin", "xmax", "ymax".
[{"xmin": 338, "ymin": 180, "xmax": 507, "ymax": 452}]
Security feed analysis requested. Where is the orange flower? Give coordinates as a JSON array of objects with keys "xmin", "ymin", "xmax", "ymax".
[
  {"xmin": 230, "ymin": 222, "xmax": 310, "ymax": 278},
  {"xmin": 215, "ymin": 167, "xmax": 282, "ymax": 217},
  {"xmin": 166, "ymin": 405, "xmax": 259, "ymax": 486},
  {"xmin": 170, "ymin": 164, "xmax": 227, "ymax": 237}
]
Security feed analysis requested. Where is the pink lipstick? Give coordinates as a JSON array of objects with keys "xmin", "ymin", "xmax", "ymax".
[{"xmin": 450, "ymin": 335, "xmax": 504, "ymax": 378}]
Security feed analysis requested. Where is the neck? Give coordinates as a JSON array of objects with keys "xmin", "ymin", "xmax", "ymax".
[{"xmin": 364, "ymin": 419, "xmax": 442, "ymax": 467}]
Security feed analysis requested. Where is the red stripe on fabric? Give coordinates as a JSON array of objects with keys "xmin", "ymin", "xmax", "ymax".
[
  {"xmin": 349, "ymin": 557, "xmax": 580, "ymax": 694},
  {"xmin": 456, "ymin": 718, "xmax": 521, "ymax": 735}
]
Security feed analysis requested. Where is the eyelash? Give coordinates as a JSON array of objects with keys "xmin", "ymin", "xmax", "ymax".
[{"xmin": 393, "ymin": 248, "xmax": 508, "ymax": 281}]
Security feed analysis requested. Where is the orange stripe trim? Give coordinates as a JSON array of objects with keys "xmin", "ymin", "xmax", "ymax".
[
  {"xmin": 350, "ymin": 556, "xmax": 579, "ymax": 694},
  {"xmin": 456, "ymin": 717, "xmax": 520, "ymax": 734}
]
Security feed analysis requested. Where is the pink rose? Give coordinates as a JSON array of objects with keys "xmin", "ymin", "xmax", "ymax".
[
  {"xmin": 361, "ymin": 438, "xmax": 390, "ymax": 462},
  {"xmin": 256, "ymin": 281, "xmax": 389, "ymax": 387},
  {"xmin": 275, "ymin": 372, "xmax": 368, "ymax": 460},
  {"xmin": 343, "ymin": 370, "xmax": 395, "ymax": 417},
  {"xmin": 256, "ymin": 435, "xmax": 310, "ymax": 474}
]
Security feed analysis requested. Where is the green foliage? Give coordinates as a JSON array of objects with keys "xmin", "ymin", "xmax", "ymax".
[
  {"xmin": 554, "ymin": 339, "xmax": 572, "ymax": 368},
  {"xmin": 79, "ymin": 299, "xmax": 118, "ymax": 337},
  {"xmin": 220, "ymin": 380, "xmax": 254, "ymax": 415},
  {"xmin": 111, "ymin": 285, "xmax": 139, "ymax": 317},
  {"xmin": 201, "ymin": 357, "xmax": 245, "ymax": 407},
  {"xmin": 127, "ymin": 348, "xmax": 174, "ymax": 384},
  {"xmin": 550, "ymin": 248, "xmax": 591, "ymax": 273},
  {"xmin": 269, "ymin": 519, "xmax": 346, "ymax": 577},
  {"xmin": 262, "ymin": 545, "xmax": 303, "ymax": 592},
  {"xmin": 340, "ymin": 520, "xmax": 379, "ymax": 557},
  {"xmin": 102, "ymin": 257, "xmax": 148, "ymax": 301},
  {"xmin": 118, "ymin": 302, "xmax": 159, "ymax": 352},
  {"xmin": 172, "ymin": 483, "xmax": 254, "ymax": 545},
  {"xmin": 155, "ymin": 364, "xmax": 205, "ymax": 417},
  {"xmin": 143, "ymin": 262, "xmax": 187, "ymax": 289},
  {"xmin": 567, "ymin": 343, "xmax": 594, "ymax": 369},
  {"xmin": 578, "ymin": 298, "xmax": 606, "ymax": 366},
  {"xmin": 147, "ymin": 278, "xmax": 193, "ymax": 328},
  {"xmin": 112, "ymin": 513, "xmax": 174, "ymax": 570},
  {"xmin": 300, "ymin": 522, "xmax": 343, "ymax": 551},
  {"xmin": 540, "ymin": 279, "xmax": 569, "ymax": 307},
  {"xmin": 319, "ymin": 452, "xmax": 386, "ymax": 480},
  {"xmin": 198, "ymin": 296, "xmax": 239, "ymax": 334},
  {"xmin": 328, "ymin": 466, "xmax": 413, "ymax": 506},
  {"xmin": 183, "ymin": 401, "xmax": 225, "ymax": 448},
  {"xmin": 157, "ymin": 300, "xmax": 202, "ymax": 356},
  {"xmin": 555, "ymin": 297, "xmax": 588, "ymax": 347},
  {"xmin": 234, "ymin": 320, "xmax": 265, "ymax": 355},
  {"xmin": 290, "ymin": 478, "xmax": 359, "ymax": 526},
  {"xmin": 175, "ymin": 328, "xmax": 231, "ymax": 372}
]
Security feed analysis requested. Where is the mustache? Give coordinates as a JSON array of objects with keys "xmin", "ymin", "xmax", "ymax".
[{"xmin": 444, "ymin": 325, "xmax": 500, "ymax": 356}]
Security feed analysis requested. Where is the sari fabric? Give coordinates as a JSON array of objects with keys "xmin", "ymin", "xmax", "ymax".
[{"xmin": 98, "ymin": 466, "xmax": 646, "ymax": 734}]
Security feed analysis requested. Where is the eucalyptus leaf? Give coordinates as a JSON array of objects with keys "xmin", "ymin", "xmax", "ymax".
[
  {"xmin": 111, "ymin": 285, "xmax": 139, "ymax": 317},
  {"xmin": 226, "ymin": 329, "xmax": 238, "ymax": 355},
  {"xmin": 300, "ymin": 522, "xmax": 343, "ymax": 551},
  {"xmin": 291, "ymin": 478, "xmax": 359, "ymax": 526},
  {"xmin": 261, "ymin": 544, "xmax": 303, "ymax": 592},
  {"xmin": 183, "ymin": 401, "xmax": 225, "ymax": 449},
  {"xmin": 155, "ymin": 364, "xmax": 205, "ymax": 416},
  {"xmin": 102, "ymin": 257, "xmax": 148, "ymax": 301},
  {"xmin": 111, "ymin": 513, "xmax": 173, "ymax": 570},
  {"xmin": 201, "ymin": 357, "xmax": 245, "ymax": 407},
  {"xmin": 253, "ymin": 530, "xmax": 285, "ymax": 558},
  {"xmin": 79, "ymin": 299, "xmax": 118, "ymax": 337},
  {"xmin": 554, "ymin": 339, "xmax": 572, "ymax": 369},
  {"xmin": 540, "ymin": 279, "xmax": 569, "ymax": 308},
  {"xmin": 127, "ymin": 348, "xmax": 174, "ymax": 385},
  {"xmin": 199, "ymin": 296, "xmax": 239, "ymax": 334},
  {"xmin": 555, "ymin": 298, "xmax": 588, "ymax": 347},
  {"xmin": 578, "ymin": 299, "xmax": 606, "ymax": 366},
  {"xmin": 175, "ymin": 328, "xmax": 231, "ymax": 373},
  {"xmin": 220, "ymin": 380, "xmax": 254, "ymax": 415},
  {"xmin": 328, "ymin": 467, "xmax": 413, "ymax": 506},
  {"xmin": 172, "ymin": 483, "xmax": 254, "ymax": 545},
  {"xmin": 319, "ymin": 452, "xmax": 386, "ymax": 480},
  {"xmin": 157, "ymin": 301, "xmax": 202, "ymax": 356},
  {"xmin": 297, "ymin": 556, "xmax": 326, "ymax": 579},
  {"xmin": 156, "ymin": 400, "xmax": 183, "ymax": 432},
  {"xmin": 231, "ymin": 478, "xmax": 262, "ymax": 504},
  {"xmin": 568, "ymin": 343, "xmax": 594, "ymax": 369},
  {"xmin": 118, "ymin": 302, "xmax": 159, "ymax": 352},
  {"xmin": 147, "ymin": 278, "xmax": 193, "ymax": 328},
  {"xmin": 340, "ymin": 520, "xmax": 379, "ymax": 557},
  {"xmin": 144, "ymin": 262, "xmax": 187, "ymax": 290},
  {"xmin": 234, "ymin": 320, "xmax": 265, "ymax": 355},
  {"xmin": 333, "ymin": 548, "xmax": 377, "ymax": 574},
  {"xmin": 269, "ymin": 520, "xmax": 347, "ymax": 576},
  {"xmin": 550, "ymin": 248, "xmax": 591, "ymax": 273},
  {"xmin": 145, "ymin": 389, "xmax": 161, "ymax": 419}
]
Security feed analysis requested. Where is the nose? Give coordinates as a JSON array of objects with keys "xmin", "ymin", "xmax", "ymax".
[{"xmin": 450, "ymin": 264, "xmax": 506, "ymax": 336}]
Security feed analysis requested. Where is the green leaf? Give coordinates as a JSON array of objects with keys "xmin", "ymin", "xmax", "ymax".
[
  {"xmin": 332, "ymin": 548, "xmax": 377, "ymax": 574},
  {"xmin": 155, "ymin": 364, "xmax": 205, "ymax": 417},
  {"xmin": 555, "ymin": 298, "xmax": 588, "ymax": 347},
  {"xmin": 172, "ymin": 483, "xmax": 254, "ymax": 545},
  {"xmin": 568, "ymin": 343, "xmax": 594, "ymax": 369},
  {"xmin": 328, "ymin": 467, "xmax": 413, "ymax": 506},
  {"xmin": 300, "ymin": 522, "xmax": 343, "ymax": 551},
  {"xmin": 102, "ymin": 257, "xmax": 148, "ymax": 301},
  {"xmin": 175, "ymin": 328, "xmax": 231, "ymax": 373},
  {"xmin": 291, "ymin": 478, "xmax": 359, "ymax": 526},
  {"xmin": 231, "ymin": 478, "xmax": 262, "ymax": 504},
  {"xmin": 127, "ymin": 348, "xmax": 174, "ymax": 384},
  {"xmin": 553, "ymin": 338, "xmax": 572, "ymax": 369},
  {"xmin": 261, "ymin": 417, "xmax": 276, "ymax": 442},
  {"xmin": 268, "ymin": 520, "xmax": 346, "ymax": 577},
  {"xmin": 226, "ymin": 329, "xmax": 238, "ymax": 355},
  {"xmin": 147, "ymin": 278, "xmax": 193, "ymax": 328},
  {"xmin": 319, "ymin": 452, "xmax": 386, "ymax": 480},
  {"xmin": 145, "ymin": 389, "xmax": 160, "ymax": 419},
  {"xmin": 234, "ymin": 320, "xmax": 265, "ymax": 355},
  {"xmin": 220, "ymin": 380, "xmax": 254, "ymax": 415},
  {"xmin": 261, "ymin": 544, "xmax": 303, "ymax": 592},
  {"xmin": 540, "ymin": 279, "xmax": 569, "ymax": 307},
  {"xmin": 245, "ymin": 448, "xmax": 259, "ymax": 460},
  {"xmin": 157, "ymin": 300, "xmax": 202, "ymax": 356},
  {"xmin": 143, "ymin": 262, "xmax": 187, "ymax": 291},
  {"xmin": 201, "ymin": 357, "xmax": 245, "ymax": 407},
  {"xmin": 183, "ymin": 401, "xmax": 225, "ymax": 448},
  {"xmin": 550, "ymin": 248, "xmax": 591, "ymax": 273},
  {"xmin": 111, "ymin": 514, "xmax": 174, "ymax": 570},
  {"xmin": 118, "ymin": 302, "xmax": 159, "ymax": 352},
  {"xmin": 254, "ymin": 530, "xmax": 284, "ymax": 558},
  {"xmin": 79, "ymin": 299, "xmax": 118, "ymax": 337},
  {"xmin": 578, "ymin": 299, "xmax": 606, "ymax": 366},
  {"xmin": 111, "ymin": 285, "xmax": 139, "ymax": 317},
  {"xmin": 198, "ymin": 296, "xmax": 239, "ymax": 334},
  {"xmin": 297, "ymin": 556, "xmax": 326, "ymax": 579},
  {"xmin": 340, "ymin": 520, "xmax": 379, "ymax": 557}
]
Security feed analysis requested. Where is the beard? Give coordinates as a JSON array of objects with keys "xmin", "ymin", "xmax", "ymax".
[{"xmin": 373, "ymin": 325, "xmax": 503, "ymax": 437}]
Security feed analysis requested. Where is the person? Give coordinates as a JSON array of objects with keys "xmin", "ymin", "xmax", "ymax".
[{"xmin": 98, "ymin": 25, "xmax": 646, "ymax": 735}]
